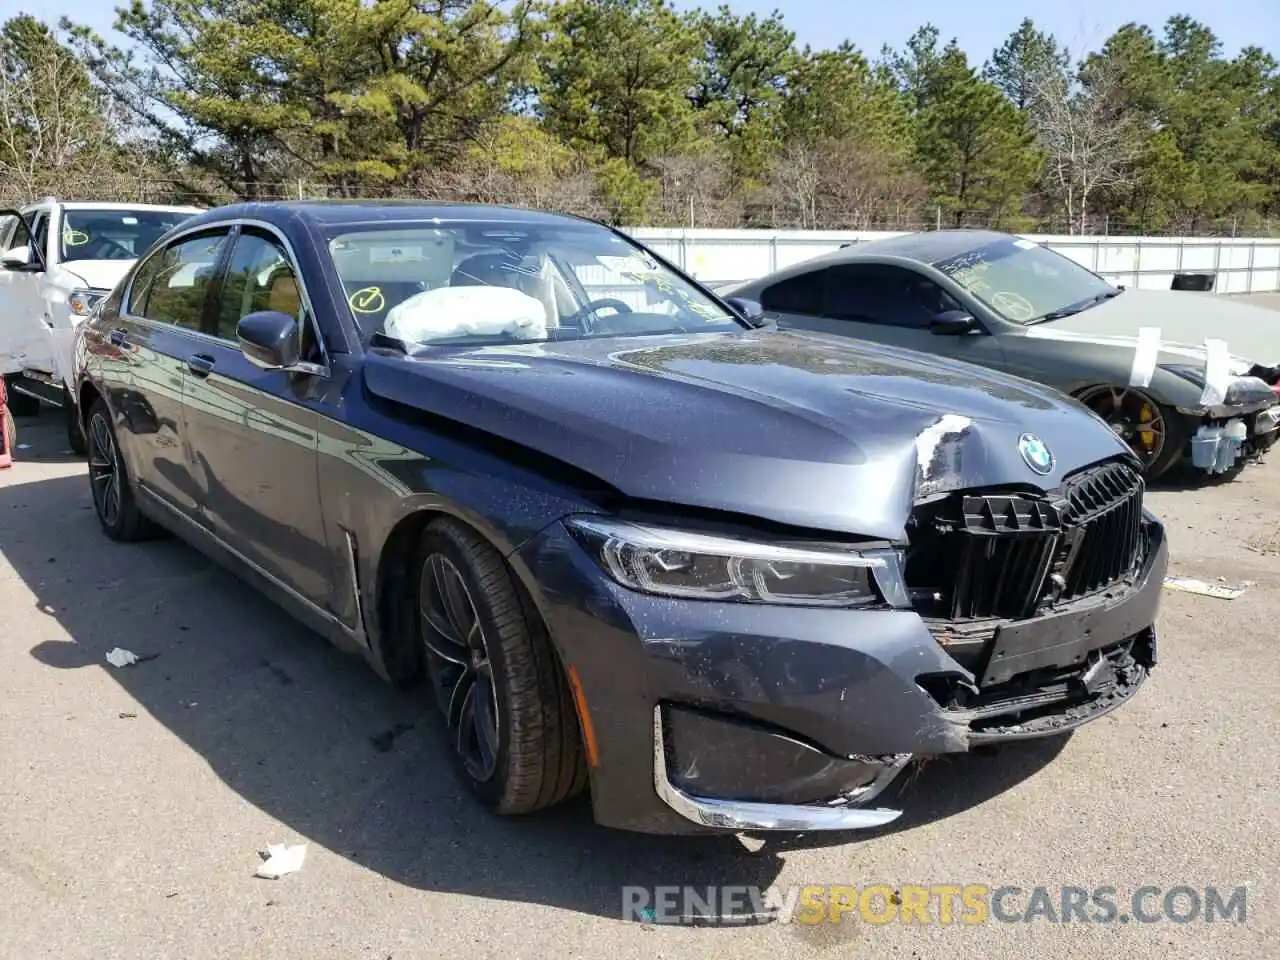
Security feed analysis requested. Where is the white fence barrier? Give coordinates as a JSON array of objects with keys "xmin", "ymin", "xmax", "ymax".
[{"xmin": 625, "ymin": 228, "xmax": 1280, "ymax": 295}]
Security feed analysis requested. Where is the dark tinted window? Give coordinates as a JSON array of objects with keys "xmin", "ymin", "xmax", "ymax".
[
  {"xmin": 138, "ymin": 231, "xmax": 230, "ymax": 329},
  {"xmin": 759, "ymin": 270, "xmax": 828, "ymax": 314},
  {"xmin": 822, "ymin": 264, "xmax": 952, "ymax": 330}
]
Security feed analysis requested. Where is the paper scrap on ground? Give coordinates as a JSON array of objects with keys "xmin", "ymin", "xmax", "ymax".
[
  {"xmin": 256, "ymin": 843, "xmax": 308, "ymax": 879},
  {"xmin": 1162, "ymin": 576, "xmax": 1246, "ymax": 600},
  {"xmin": 1128, "ymin": 326, "xmax": 1161, "ymax": 388},
  {"xmin": 105, "ymin": 647, "xmax": 139, "ymax": 668}
]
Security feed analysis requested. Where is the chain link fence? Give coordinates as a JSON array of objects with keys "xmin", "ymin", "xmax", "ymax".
[{"xmin": 8, "ymin": 177, "xmax": 1277, "ymax": 238}]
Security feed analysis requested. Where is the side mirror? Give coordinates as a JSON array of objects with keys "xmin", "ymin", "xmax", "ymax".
[
  {"xmin": 238, "ymin": 310, "xmax": 300, "ymax": 369},
  {"xmin": 2, "ymin": 246, "xmax": 34, "ymax": 270},
  {"xmin": 724, "ymin": 296, "xmax": 765, "ymax": 322},
  {"xmin": 929, "ymin": 310, "xmax": 978, "ymax": 335}
]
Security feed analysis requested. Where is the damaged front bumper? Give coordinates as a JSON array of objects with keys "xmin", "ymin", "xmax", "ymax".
[
  {"xmin": 514, "ymin": 507, "xmax": 1167, "ymax": 835},
  {"xmin": 1181, "ymin": 401, "xmax": 1280, "ymax": 474}
]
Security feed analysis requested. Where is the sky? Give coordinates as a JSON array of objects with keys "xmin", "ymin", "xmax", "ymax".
[{"xmin": 3, "ymin": 0, "xmax": 1277, "ymax": 63}]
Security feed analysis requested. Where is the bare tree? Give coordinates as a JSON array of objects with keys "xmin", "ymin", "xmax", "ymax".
[
  {"xmin": 1028, "ymin": 59, "xmax": 1143, "ymax": 233},
  {"xmin": 651, "ymin": 147, "xmax": 734, "ymax": 227},
  {"xmin": 0, "ymin": 19, "xmax": 126, "ymax": 203},
  {"xmin": 818, "ymin": 139, "xmax": 927, "ymax": 229},
  {"xmin": 763, "ymin": 140, "xmax": 823, "ymax": 228}
]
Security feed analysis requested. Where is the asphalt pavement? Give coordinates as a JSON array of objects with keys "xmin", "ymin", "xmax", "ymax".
[{"xmin": 2, "ymin": 297, "xmax": 1278, "ymax": 959}]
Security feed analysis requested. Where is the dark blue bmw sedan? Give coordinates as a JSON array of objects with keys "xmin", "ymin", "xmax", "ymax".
[{"xmin": 72, "ymin": 201, "xmax": 1168, "ymax": 835}]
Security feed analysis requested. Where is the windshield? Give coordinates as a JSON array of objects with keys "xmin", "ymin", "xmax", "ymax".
[
  {"xmin": 932, "ymin": 236, "xmax": 1116, "ymax": 324},
  {"xmin": 60, "ymin": 208, "xmax": 196, "ymax": 264},
  {"xmin": 325, "ymin": 222, "xmax": 742, "ymax": 348}
]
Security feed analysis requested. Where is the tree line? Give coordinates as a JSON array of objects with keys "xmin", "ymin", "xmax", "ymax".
[{"xmin": 1, "ymin": 1, "xmax": 1277, "ymax": 236}]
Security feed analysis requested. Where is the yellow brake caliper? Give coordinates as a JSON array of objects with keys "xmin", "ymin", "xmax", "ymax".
[{"xmin": 1139, "ymin": 402, "xmax": 1155, "ymax": 452}]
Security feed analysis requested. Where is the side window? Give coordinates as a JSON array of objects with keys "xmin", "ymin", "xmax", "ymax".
[
  {"xmin": 214, "ymin": 229, "xmax": 321, "ymax": 363},
  {"xmin": 0, "ymin": 212, "xmax": 30, "ymax": 253},
  {"xmin": 213, "ymin": 230, "xmax": 300, "ymax": 341},
  {"xmin": 823, "ymin": 265, "xmax": 934, "ymax": 329},
  {"xmin": 759, "ymin": 269, "xmax": 828, "ymax": 315},
  {"xmin": 140, "ymin": 231, "xmax": 230, "ymax": 330},
  {"xmin": 126, "ymin": 250, "xmax": 168, "ymax": 317},
  {"xmin": 30, "ymin": 213, "xmax": 49, "ymax": 265}
]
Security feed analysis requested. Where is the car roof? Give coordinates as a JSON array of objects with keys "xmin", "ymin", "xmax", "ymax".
[
  {"xmin": 183, "ymin": 199, "xmax": 601, "ymax": 230},
  {"xmin": 22, "ymin": 200, "xmax": 205, "ymax": 214},
  {"xmin": 843, "ymin": 229, "xmax": 1013, "ymax": 264}
]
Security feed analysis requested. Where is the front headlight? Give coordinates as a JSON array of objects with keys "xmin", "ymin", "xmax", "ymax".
[
  {"xmin": 565, "ymin": 516, "xmax": 908, "ymax": 608},
  {"xmin": 68, "ymin": 288, "xmax": 109, "ymax": 317}
]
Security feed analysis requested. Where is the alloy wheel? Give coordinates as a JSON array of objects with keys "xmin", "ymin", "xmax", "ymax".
[
  {"xmin": 87, "ymin": 410, "xmax": 122, "ymax": 528},
  {"xmin": 1078, "ymin": 385, "xmax": 1167, "ymax": 468},
  {"xmin": 419, "ymin": 553, "xmax": 501, "ymax": 781}
]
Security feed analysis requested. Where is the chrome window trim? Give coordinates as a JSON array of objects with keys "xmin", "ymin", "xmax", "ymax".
[{"xmin": 119, "ymin": 216, "xmax": 333, "ymax": 377}]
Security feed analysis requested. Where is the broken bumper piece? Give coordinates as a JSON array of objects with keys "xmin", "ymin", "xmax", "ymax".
[
  {"xmin": 652, "ymin": 705, "xmax": 908, "ymax": 831},
  {"xmin": 515, "ymin": 509, "xmax": 1167, "ymax": 835}
]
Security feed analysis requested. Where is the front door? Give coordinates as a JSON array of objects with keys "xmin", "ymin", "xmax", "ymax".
[
  {"xmin": 110, "ymin": 228, "xmax": 233, "ymax": 519},
  {"xmin": 182, "ymin": 225, "xmax": 332, "ymax": 606},
  {"xmin": 0, "ymin": 209, "xmax": 51, "ymax": 375},
  {"xmin": 769, "ymin": 263, "xmax": 1009, "ymax": 370}
]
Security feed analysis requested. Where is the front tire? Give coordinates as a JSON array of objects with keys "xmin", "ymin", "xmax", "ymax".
[
  {"xmin": 86, "ymin": 399, "xmax": 155, "ymax": 542},
  {"xmin": 1076, "ymin": 385, "xmax": 1187, "ymax": 481},
  {"xmin": 413, "ymin": 518, "xmax": 587, "ymax": 815}
]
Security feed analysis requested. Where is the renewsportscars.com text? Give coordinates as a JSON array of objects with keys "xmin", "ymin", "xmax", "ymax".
[{"xmin": 622, "ymin": 884, "xmax": 1249, "ymax": 926}]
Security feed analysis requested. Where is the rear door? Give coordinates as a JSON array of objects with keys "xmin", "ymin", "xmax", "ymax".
[
  {"xmin": 111, "ymin": 227, "xmax": 234, "ymax": 520},
  {"xmin": 182, "ymin": 224, "xmax": 331, "ymax": 606}
]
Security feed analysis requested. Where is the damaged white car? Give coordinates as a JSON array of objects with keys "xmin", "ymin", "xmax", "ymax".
[{"xmin": 0, "ymin": 198, "xmax": 203, "ymax": 452}]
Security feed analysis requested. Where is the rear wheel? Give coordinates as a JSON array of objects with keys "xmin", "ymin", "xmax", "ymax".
[
  {"xmin": 86, "ymin": 399, "xmax": 155, "ymax": 541},
  {"xmin": 412, "ymin": 518, "xmax": 587, "ymax": 815},
  {"xmin": 1077, "ymin": 385, "xmax": 1187, "ymax": 480}
]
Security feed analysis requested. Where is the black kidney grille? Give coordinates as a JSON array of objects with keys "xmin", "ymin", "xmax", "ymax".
[{"xmin": 1053, "ymin": 460, "xmax": 1146, "ymax": 600}]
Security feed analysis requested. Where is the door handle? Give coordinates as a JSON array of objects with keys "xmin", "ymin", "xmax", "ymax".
[
  {"xmin": 109, "ymin": 328, "xmax": 128, "ymax": 346},
  {"xmin": 186, "ymin": 354, "xmax": 215, "ymax": 377}
]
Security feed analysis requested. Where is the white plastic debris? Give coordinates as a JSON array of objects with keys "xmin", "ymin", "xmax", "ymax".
[
  {"xmin": 1128, "ymin": 326, "xmax": 1161, "ymax": 388},
  {"xmin": 1162, "ymin": 576, "xmax": 1246, "ymax": 600},
  {"xmin": 1200, "ymin": 337, "xmax": 1232, "ymax": 406},
  {"xmin": 105, "ymin": 647, "xmax": 140, "ymax": 668},
  {"xmin": 255, "ymin": 843, "xmax": 308, "ymax": 879},
  {"xmin": 384, "ymin": 285, "xmax": 548, "ymax": 344}
]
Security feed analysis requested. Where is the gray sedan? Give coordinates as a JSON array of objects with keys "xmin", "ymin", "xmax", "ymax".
[{"xmin": 722, "ymin": 230, "xmax": 1280, "ymax": 481}]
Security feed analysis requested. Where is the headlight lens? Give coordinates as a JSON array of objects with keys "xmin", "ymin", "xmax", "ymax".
[
  {"xmin": 68, "ymin": 288, "xmax": 108, "ymax": 317},
  {"xmin": 566, "ymin": 516, "xmax": 907, "ymax": 608}
]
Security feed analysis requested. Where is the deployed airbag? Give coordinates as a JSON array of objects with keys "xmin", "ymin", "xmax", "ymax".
[{"xmin": 384, "ymin": 286, "xmax": 549, "ymax": 343}]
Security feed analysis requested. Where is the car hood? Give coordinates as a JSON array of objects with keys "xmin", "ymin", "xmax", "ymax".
[
  {"xmin": 56, "ymin": 259, "xmax": 134, "ymax": 291},
  {"xmin": 1024, "ymin": 288, "xmax": 1279, "ymax": 368},
  {"xmin": 362, "ymin": 330, "xmax": 1133, "ymax": 541}
]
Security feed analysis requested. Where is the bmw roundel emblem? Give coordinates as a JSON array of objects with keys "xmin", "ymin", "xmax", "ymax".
[{"xmin": 1018, "ymin": 433, "xmax": 1054, "ymax": 475}]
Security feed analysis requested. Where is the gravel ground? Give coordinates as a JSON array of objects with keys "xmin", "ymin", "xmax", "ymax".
[{"xmin": 2, "ymin": 297, "xmax": 1278, "ymax": 959}]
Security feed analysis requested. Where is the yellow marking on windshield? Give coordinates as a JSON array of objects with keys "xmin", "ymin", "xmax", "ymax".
[{"xmin": 348, "ymin": 286, "xmax": 385, "ymax": 314}]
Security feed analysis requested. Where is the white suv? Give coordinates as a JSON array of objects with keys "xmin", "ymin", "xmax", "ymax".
[{"xmin": 0, "ymin": 198, "xmax": 203, "ymax": 450}]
